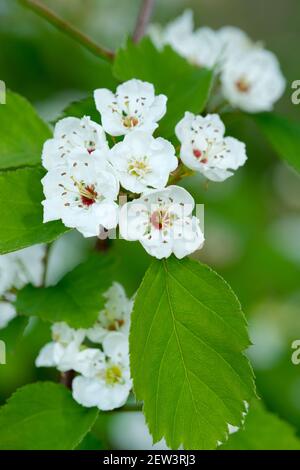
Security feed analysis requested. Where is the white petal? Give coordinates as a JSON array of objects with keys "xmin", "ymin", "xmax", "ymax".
[
  {"xmin": 35, "ymin": 342, "xmax": 62, "ymax": 368},
  {"xmin": 72, "ymin": 376, "xmax": 103, "ymax": 408},
  {"xmin": 0, "ymin": 302, "xmax": 16, "ymax": 329},
  {"xmin": 103, "ymin": 332, "xmax": 129, "ymax": 362}
]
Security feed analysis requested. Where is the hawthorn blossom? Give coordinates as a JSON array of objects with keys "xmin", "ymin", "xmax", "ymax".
[
  {"xmin": 86, "ymin": 282, "xmax": 133, "ymax": 344},
  {"xmin": 94, "ymin": 79, "xmax": 167, "ymax": 136},
  {"xmin": 10, "ymin": 245, "xmax": 46, "ymax": 288},
  {"xmin": 148, "ymin": 9, "xmax": 193, "ymax": 51},
  {"xmin": 119, "ymin": 185, "xmax": 204, "ymax": 259},
  {"xmin": 149, "ymin": 11, "xmax": 221, "ymax": 68},
  {"xmin": 0, "ymin": 302, "xmax": 16, "ymax": 329},
  {"xmin": 72, "ymin": 332, "xmax": 132, "ymax": 411},
  {"xmin": 36, "ymin": 322, "xmax": 85, "ymax": 372},
  {"xmin": 0, "ymin": 245, "xmax": 45, "ymax": 295},
  {"xmin": 217, "ymin": 26, "xmax": 253, "ymax": 63},
  {"xmin": 42, "ymin": 157, "xmax": 119, "ymax": 237},
  {"xmin": 0, "ymin": 255, "xmax": 16, "ymax": 296},
  {"xmin": 42, "ymin": 116, "xmax": 108, "ymax": 171},
  {"xmin": 173, "ymin": 27, "xmax": 222, "ymax": 69},
  {"xmin": 108, "ymin": 131, "xmax": 178, "ymax": 193},
  {"xmin": 221, "ymin": 48, "xmax": 286, "ymax": 112},
  {"xmin": 175, "ymin": 112, "xmax": 247, "ymax": 182}
]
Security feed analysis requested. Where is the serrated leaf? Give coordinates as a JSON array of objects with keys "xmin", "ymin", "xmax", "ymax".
[
  {"xmin": 254, "ymin": 113, "xmax": 300, "ymax": 173},
  {"xmin": 0, "ymin": 167, "xmax": 68, "ymax": 254},
  {"xmin": 0, "ymin": 382, "xmax": 98, "ymax": 450},
  {"xmin": 130, "ymin": 256, "xmax": 255, "ymax": 450},
  {"xmin": 16, "ymin": 254, "xmax": 115, "ymax": 328},
  {"xmin": 113, "ymin": 38, "xmax": 213, "ymax": 138},
  {"xmin": 0, "ymin": 91, "xmax": 51, "ymax": 170},
  {"xmin": 221, "ymin": 400, "xmax": 300, "ymax": 450}
]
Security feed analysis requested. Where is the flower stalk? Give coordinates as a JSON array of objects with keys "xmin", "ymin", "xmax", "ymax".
[{"xmin": 19, "ymin": 0, "xmax": 115, "ymax": 61}]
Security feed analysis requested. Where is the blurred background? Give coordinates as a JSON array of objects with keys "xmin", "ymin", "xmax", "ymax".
[{"xmin": 0, "ymin": 0, "xmax": 300, "ymax": 449}]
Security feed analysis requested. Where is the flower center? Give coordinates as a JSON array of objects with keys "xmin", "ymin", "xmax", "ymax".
[
  {"xmin": 86, "ymin": 140, "xmax": 96, "ymax": 154},
  {"xmin": 128, "ymin": 157, "xmax": 150, "ymax": 178},
  {"xmin": 235, "ymin": 78, "xmax": 250, "ymax": 93},
  {"xmin": 193, "ymin": 148, "xmax": 208, "ymax": 164},
  {"xmin": 71, "ymin": 179, "xmax": 98, "ymax": 206},
  {"xmin": 107, "ymin": 318, "xmax": 125, "ymax": 331},
  {"xmin": 150, "ymin": 209, "xmax": 171, "ymax": 230},
  {"xmin": 122, "ymin": 115, "xmax": 139, "ymax": 128},
  {"xmin": 105, "ymin": 365, "xmax": 122, "ymax": 385}
]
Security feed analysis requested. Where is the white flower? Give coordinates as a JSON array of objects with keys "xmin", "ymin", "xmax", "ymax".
[
  {"xmin": 35, "ymin": 322, "xmax": 85, "ymax": 371},
  {"xmin": 148, "ymin": 9, "xmax": 194, "ymax": 51},
  {"xmin": 0, "ymin": 302, "xmax": 17, "ymax": 329},
  {"xmin": 149, "ymin": 11, "xmax": 221, "ymax": 69},
  {"xmin": 72, "ymin": 348, "xmax": 105, "ymax": 378},
  {"xmin": 86, "ymin": 282, "xmax": 133, "ymax": 344},
  {"xmin": 94, "ymin": 79, "xmax": 167, "ymax": 136},
  {"xmin": 218, "ymin": 26, "xmax": 253, "ymax": 63},
  {"xmin": 173, "ymin": 27, "xmax": 222, "ymax": 69},
  {"xmin": 42, "ymin": 157, "xmax": 119, "ymax": 237},
  {"xmin": 175, "ymin": 112, "xmax": 247, "ymax": 182},
  {"xmin": 72, "ymin": 332, "xmax": 131, "ymax": 411},
  {"xmin": 108, "ymin": 131, "xmax": 177, "ymax": 193},
  {"xmin": 10, "ymin": 245, "xmax": 46, "ymax": 288},
  {"xmin": 0, "ymin": 245, "xmax": 45, "ymax": 295},
  {"xmin": 119, "ymin": 186, "xmax": 204, "ymax": 259},
  {"xmin": 221, "ymin": 48, "xmax": 286, "ymax": 112},
  {"xmin": 51, "ymin": 322, "xmax": 85, "ymax": 346},
  {"xmin": 42, "ymin": 116, "xmax": 108, "ymax": 170},
  {"xmin": 0, "ymin": 256, "xmax": 17, "ymax": 296}
]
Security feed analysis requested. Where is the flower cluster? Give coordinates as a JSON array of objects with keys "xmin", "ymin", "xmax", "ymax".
[
  {"xmin": 149, "ymin": 10, "xmax": 285, "ymax": 112},
  {"xmin": 41, "ymin": 78, "xmax": 208, "ymax": 259},
  {"xmin": 36, "ymin": 282, "xmax": 134, "ymax": 411},
  {"xmin": 0, "ymin": 245, "xmax": 45, "ymax": 329},
  {"xmin": 175, "ymin": 113, "xmax": 247, "ymax": 182}
]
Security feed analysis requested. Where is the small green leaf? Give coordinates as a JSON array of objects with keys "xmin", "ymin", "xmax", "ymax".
[
  {"xmin": 254, "ymin": 113, "xmax": 300, "ymax": 173},
  {"xmin": 0, "ymin": 167, "xmax": 68, "ymax": 254},
  {"xmin": 0, "ymin": 382, "xmax": 98, "ymax": 450},
  {"xmin": 130, "ymin": 256, "xmax": 255, "ymax": 450},
  {"xmin": 221, "ymin": 400, "xmax": 300, "ymax": 450},
  {"xmin": 113, "ymin": 38, "xmax": 213, "ymax": 138},
  {"xmin": 0, "ymin": 91, "xmax": 51, "ymax": 170},
  {"xmin": 16, "ymin": 254, "xmax": 115, "ymax": 328}
]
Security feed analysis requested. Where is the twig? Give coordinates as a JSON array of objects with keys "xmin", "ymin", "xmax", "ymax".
[
  {"xmin": 60, "ymin": 370, "xmax": 75, "ymax": 390},
  {"xmin": 41, "ymin": 243, "xmax": 50, "ymax": 287},
  {"xmin": 19, "ymin": 0, "xmax": 115, "ymax": 61},
  {"xmin": 133, "ymin": 0, "xmax": 155, "ymax": 43}
]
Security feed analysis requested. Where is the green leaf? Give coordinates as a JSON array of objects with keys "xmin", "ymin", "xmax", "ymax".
[
  {"xmin": 56, "ymin": 96, "xmax": 100, "ymax": 123},
  {"xmin": 0, "ymin": 382, "xmax": 98, "ymax": 450},
  {"xmin": 0, "ymin": 91, "xmax": 51, "ymax": 170},
  {"xmin": 0, "ymin": 167, "xmax": 68, "ymax": 254},
  {"xmin": 254, "ymin": 113, "xmax": 300, "ymax": 173},
  {"xmin": 76, "ymin": 433, "xmax": 103, "ymax": 450},
  {"xmin": 130, "ymin": 256, "xmax": 255, "ymax": 450},
  {"xmin": 0, "ymin": 317, "xmax": 28, "ymax": 354},
  {"xmin": 16, "ymin": 254, "xmax": 115, "ymax": 328},
  {"xmin": 221, "ymin": 400, "xmax": 300, "ymax": 450},
  {"xmin": 113, "ymin": 38, "xmax": 213, "ymax": 138}
]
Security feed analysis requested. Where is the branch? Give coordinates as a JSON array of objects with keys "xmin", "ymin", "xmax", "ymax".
[
  {"xmin": 133, "ymin": 0, "xmax": 155, "ymax": 43},
  {"xmin": 60, "ymin": 370, "xmax": 75, "ymax": 390},
  {"xmin": 19, "ymin": 0, "xmax": 115, "ymax": 61},
  {"xmin": 41, "ymin": 243, "xmax": 50, "ymax": 287}
]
